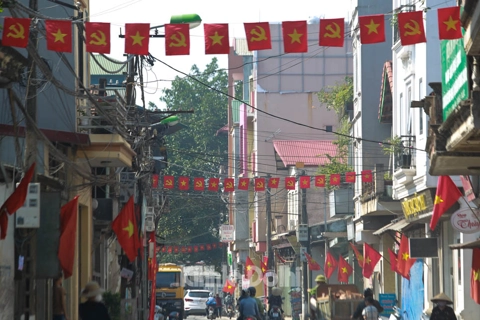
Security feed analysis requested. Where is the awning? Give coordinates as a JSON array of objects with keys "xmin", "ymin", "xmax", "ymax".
[
  {"xmin": 450, "ymin": 239, "xmax": 480, "ymax": 250},
  {"xmin": 373, "ymin": 219, "xmax": 410, "ymax": 235}
]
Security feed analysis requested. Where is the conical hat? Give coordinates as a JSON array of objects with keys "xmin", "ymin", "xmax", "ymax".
[{"xmin": 431, "ymin": 292, "xmax": 453, "ymax": 304}]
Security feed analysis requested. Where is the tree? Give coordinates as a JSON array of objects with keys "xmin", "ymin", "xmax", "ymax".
[
  {"xmin": 316, "ymin": 77, "xmax": 354, "ymax": 189},
  {"xmin": 151, "ymin": 58, "xmax": 228, "ymax": 268}
]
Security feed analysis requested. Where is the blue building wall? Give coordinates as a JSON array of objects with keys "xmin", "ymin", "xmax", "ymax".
[{"xmin": 401, "ymin": 259, "xmax": 424, "ymax": 320}]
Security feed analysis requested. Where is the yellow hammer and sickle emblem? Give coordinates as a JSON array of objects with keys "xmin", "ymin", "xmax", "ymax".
[
  {"xmin": 324, "ymin": 22, "xmax": 341, "ymax": 39},
  {"xmin": 90, "ymin": 30, "xmax": 107, "ymax": 46},
  {"xmin": 250, "ymin": 26, "xmax": 267, "ymax": 42},
  {"xmin": 257, "ymin": 182, "xmax": 264, "ymax": 188},
  {"xmin": 404, "ymin": 19, "xmax": 421, "ymax": 36},
  {"xmin": 287, "ymin": 180, "xmax": 294, "ymax": 187},
  {"xmin": 318, "ymin": 178, "xmax": 324, "ymax": 184},
  {"xmin": 169, "ymin": 31, "xmax": 187, "ymax": 47},
  {"xmin": 226, "ymin": 182, "xmax": 233, "ymax": 189},
  {"xmin": 196, "ymin": 181, "xmax": 203, "ymax": 188},
  {"xmin": 165, "ymin": 179, "xmax": 173, "ymax": 186},
  {"xmin": 7, "ymin": 23, "xmax": 25, "ymax": 39}
]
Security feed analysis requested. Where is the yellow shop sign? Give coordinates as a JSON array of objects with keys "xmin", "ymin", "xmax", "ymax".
[{"xmin": 402, "ymin": 193, "xmax": 427, "ymax": 219}]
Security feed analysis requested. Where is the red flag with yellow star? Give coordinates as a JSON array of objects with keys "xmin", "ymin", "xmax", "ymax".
[
  {"xmin": 152, "ymin": 174, "xmax": 159, "ymax": 188},
  {"xmin": 438, "ymin": 6, "xmax": 462, "ymax": 40},
  {"xmin": 46, "ymin": 20, "xmax": 72, "ymax": 52},
  {"xmin": 305, "ymin": 252, "xmax": 321, "ymax": 271},
  {"xmin": 397, "ymin": 11, "xmax": 426, "ymax": 46},
  {"xmin": 268, "ymin": 177, "xmax": 280, "ymax": 189},
  {"xmin": 315, "ymin": 175, "xmax": 326, "ymax": 188},
  {"xmin": 193, "ymin": 177, "xmax": 205, "ymax": 191},
  {"xmin": 324, "ymin": 252, "xmax": 337, "ymax": 279},
  {"xmin": 112, "ymin": 196, "xmax": 139, "ymax": 262},
  {"xmin": 261, "ymin": 256, "xmax": 268, "ymax": 275},
  {"xmin": 164, "ymin": 175, "xmax": 174, "ymax": 189},
  {"xmin": 430, "ymin": 176, "xmax": 462, "ymax": 230},
  {"xmin": 282, "ymin": 20, "xmax": 308, "ymax": 53},
  {"xmin": 319, "ymin": 18, "xmax": 344, "ymax": 47},
  {"xmin": 345, "ymin": 172, "xmax": 356, "ymax": 183},
  {"xmin": 362, "ymin": 243, "xmax": 381, "ymax": 279},
  {"xmin": 337, "ymin": 255, "xmax": 353, "ymax": 283},
  {"xmin": 359, "ymin": 14, "xmax": 385, "ymax": 44},
  {"xmin": 299, "ymin": 176, "xmax": 310, "ymax": 189},
  {"xmin": 255, "ymin": 178, "xmax": 266, "ymax": 191},
  {"xmin": 471, "ymin": 248, "xmax": 480, "ymax": 304},
  {"xmin": 244, "ymin": 22, "xmax": 272, "ymax": 51},
  {"xmin": 238, "ymin": 177, "xmax": 250, "ymax": 191},
  {"xmin": 349, "ymin": 242, "xmax": 364, "ymax": 268},
  {"xmin": 222, "ymin": 279, "xmax": 236, "ymax": 294},
  {"xmin": 245, "ymin": 256, "xmax": 256, "ymax": 279},
  {"xmin": 208, "ymin": 178, "xmax": 220, "ymax": 191},
  {"xmin": 58, "ymin": 196, "xmax": 79, "ymax": 279},
  {"xmin": 285, "ymin": 177, "xmax": 296, "ymax": 190},
  {"xmin": 178, "ymin": 176, "xmax": 190, "ymax": 191},
  {"xmin": 330, "ymin": 174, "xmax": 340, "ymax": 186},
  {"xmin": 224, "ymin": 178, "xmax": 235, "ymax": 192},
  {"xmin": 85, "ymin": 22, "xmax": 111, "ymax": 54},
  {"xmin": 361, "ymin": 170, "xmax": 373, "ymax": 183},
  {"xmin": 125, "ymin": 23, "xmax": 150, "ymax": 55},
  {"xmin": 204, "ymin": 23, "xmax": 229, "ymax": 54},
  {"xmin": 397, "ymin": 235, "xmax": 416, "ymax": 280},
  {"xmin": 166, "ymin": 24, "xmax": 190, "ymax": 56},
  {"xmin": 388, "ymin": 248, "xmax": 398, "ymax": 273},
  {"xmin": 1, "ymin": 17, "xmax": 31, "ymax": 48}
]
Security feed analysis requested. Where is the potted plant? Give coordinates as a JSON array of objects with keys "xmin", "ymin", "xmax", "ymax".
[
  {"xmin": 381, "ymin": 135, "xmax": 403, "ymax": 156},
  {"xmin": 383, "ymin": 172, "xmax": 393, "ymax": 196}
]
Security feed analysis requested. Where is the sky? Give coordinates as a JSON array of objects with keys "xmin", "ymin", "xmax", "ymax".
[{"xmin": 89, "ymin": 0, "xmax": 352, "ymax": 108}]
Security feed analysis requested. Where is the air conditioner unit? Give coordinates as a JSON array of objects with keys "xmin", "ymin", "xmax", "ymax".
[
  {"xmin": 145, "ymin": 207, "xmax": 155, "ymax": 232},
  {"xmin": 16, "ymin": 183, "xmax": 41, "ymax": 228},
  {"xmin": 120, "ymin": 172, "xmax": 136, "ymax": 183}
]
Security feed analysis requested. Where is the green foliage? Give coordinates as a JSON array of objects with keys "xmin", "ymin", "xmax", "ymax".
[
  {"xmin": 151, "ymin": 58, "xmax": 227, "ymax": 267},
  {"xmin": 316, "ymin": 77, "xmax": 353, "ymax": 190},
  {"xmin": 381, "ymin": 135, "xmax": 403, "ymax": 155},
  {"xmin": 234, "ymin": 80, "xmax": 243, "ymax": 100},
  {"xmin": 103, "ymin": 291, "xmax": 121, "ymax": 320},
  {"xmin": 384, "ymin": 172, "xmax": 392, "ymax": 181}
]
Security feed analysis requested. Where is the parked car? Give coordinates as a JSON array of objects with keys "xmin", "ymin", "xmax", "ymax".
[{"xmin": 184, "ymin": 289, "xmax": 211, "ymax": 318}]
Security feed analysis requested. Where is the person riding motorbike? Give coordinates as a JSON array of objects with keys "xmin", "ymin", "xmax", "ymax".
[
  {"xmin": 267, "ymin": 287, "xmax": 284, "ymax": 320},
  {"xmin": 351, "ymin": 288, "xmax": 384, "ymax": 319},
  {"xmin": 238, "ymin": 291, "xmax": 261, "ymax": 320},
  {"xmin": 206, "ymin": 293, "xmax": 217, "ymax": 318}
]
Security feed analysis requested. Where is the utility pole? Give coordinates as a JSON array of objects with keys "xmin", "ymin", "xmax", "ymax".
[
  {"xmin": 300, "ymin": 171, "xmax": 309, "ymax": 320},
  {"xmin": 16, "ymin": 1, "xmax": 39, "ymax": 319},
  {"xmin": 323, "ymin": 188, "xmax": 328, "ymax": 282},
  {"xmin": 265, "ymin": 175, "xmax": 273, "ymax": 298}
]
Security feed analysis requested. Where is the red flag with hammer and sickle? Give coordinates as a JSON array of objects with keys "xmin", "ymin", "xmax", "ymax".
[
  {"xmin": 244, "ymin": 22, "xmax": 272, "ymax": 51},
  {"xmin": 2, "ymin": 17, "xmax": 31, "ymax": 48},
  {"xmin": 125, "ymin": 23, "xmax": 150, "ymax": 55},
  {"xmin": 85, "ymin": 22, "xmax": 111, "ymax": 54},
  {"xmin": 397, "ymin": 11, "xmax": 426, "ymax": 46},
  {"xmin": 165, "ymin": 24, "xmax": 190, "ymax": 56},
  {"xmin": 319, "ymin": 18, "xmax": 344, "ymax": 47},
  {"xmin": 285, "ymin": 177, "xmax": 296, "ymax": 190}
]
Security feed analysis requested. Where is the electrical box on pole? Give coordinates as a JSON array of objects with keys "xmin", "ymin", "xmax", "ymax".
[{"xmin": 296, "ymin": 224, "xmax": 308, "ymax": 242}]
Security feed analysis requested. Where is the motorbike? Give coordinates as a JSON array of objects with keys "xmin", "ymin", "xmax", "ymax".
[
  {"xmin": 388, "ymin": 306, "xmax": 401, "ymax": 320},
  {"xmin": 208, "ymin": 306, "xmax": 217, "ymax": 320},
  {"xmin": 268, "ymin": 306, "xmax": 282, "ymax": 320},
  {"xmin": 168, "ymin": 311, "xmax": 180, "ymax": 320},
  {"xmin": 225, "ymin": 304, "xmax": 235, "ymax": 319}
]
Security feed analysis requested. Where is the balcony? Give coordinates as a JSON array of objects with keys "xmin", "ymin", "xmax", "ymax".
[{"xmin": 393, "ymin": 135, "xmax": 416, "ymax": 185}]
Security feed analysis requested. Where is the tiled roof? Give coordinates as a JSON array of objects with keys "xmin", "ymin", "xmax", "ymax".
[
  {"xmin": 378, "ymin": 61, "xmax": 393, "ymax": 123},
  {"xmin": 90, "ymin": 54, "xmax": 127, "ymax": 76},
  {"xmin": 273, "ymin": 140, "xmax": 338, "ymax": 168},
  {"xmin": 233, "ymin": 38, "xmax": 252, "ymax": 56}
]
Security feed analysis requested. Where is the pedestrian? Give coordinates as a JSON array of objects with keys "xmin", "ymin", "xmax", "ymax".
[
  {"xmin": 351, "ymin": 288, "xmax": 383, "ymax": 319},
  {"xmin": 215, "ymin": 293, "xmax": 223, "ymax": 318},
  {"xmin": 79, "ymin": 281, "xmax": 111, "ymax": 320},
  {"xmin": 52, "ymin": 274, "xmax": 68, "ymax": 320},
  {"xmin": 361, "ymin": 297, "xmax": 378, "ymax": 320},
  {"xmin": 430, "ymin": 292, "xmax": 457, "ymax": 320}
]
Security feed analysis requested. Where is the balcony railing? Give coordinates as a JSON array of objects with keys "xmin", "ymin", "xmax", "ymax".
[{"xmin": 395, "ymin": 135, "xmax": 416, "ymax": 170}]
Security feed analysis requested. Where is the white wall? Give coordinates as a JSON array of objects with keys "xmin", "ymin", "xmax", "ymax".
[{"xmin": 0, "ymin": 184, "xmax": 15, "ymax": 320}]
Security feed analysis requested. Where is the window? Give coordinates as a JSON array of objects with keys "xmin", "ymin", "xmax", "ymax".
[
  {"xmin": 326, "ymin": 125, "xmax": 333, "ymax": 132},
  {"xmin": 419, "ymin": 78, "xmax": 423, "ymax": 135},
  {"xmin": 156, "ymin": 272, "xmax": 181, "ymax": 288},
  {"xmin": 399, "ymin": 93, "xmax": 403, "ymax": 135},
  {"xmin": 407, "ymin": 85, "xmax": 412, "ymax": 135}
]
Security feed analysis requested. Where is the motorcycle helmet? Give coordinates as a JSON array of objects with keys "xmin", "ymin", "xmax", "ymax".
[
  {"xmin": 248, "ymin": 286, "xmax": 256, "ymax": 297},
  {"xmin": 364, "ymin": 288, "xmax": 373, "ymax": 297},
  {"xmin": 209, "ymin": 292, "xmax": 214, "ymax": 297}
]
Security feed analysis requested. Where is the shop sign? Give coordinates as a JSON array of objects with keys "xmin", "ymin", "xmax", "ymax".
[
  {"xmin": 450, "ymin": 208, "xmax": 480, "ymax": 234},
  {"xmin": 401, "ymin": 192, "xmax": 429, "ymax": 220},
  {"xmin": 220, "ymin": 225, "xmax": 235, "ymax": 242}
]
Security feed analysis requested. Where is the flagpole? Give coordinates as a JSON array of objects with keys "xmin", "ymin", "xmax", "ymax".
[{"xmin": 324, "ymin": 188, "xmax": 328, "ymax": 283}]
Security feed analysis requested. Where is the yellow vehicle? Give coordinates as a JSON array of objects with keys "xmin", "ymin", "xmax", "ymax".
[{"xmin": 156, "ymin": 263, "xmax": 185, "ymax": 320}]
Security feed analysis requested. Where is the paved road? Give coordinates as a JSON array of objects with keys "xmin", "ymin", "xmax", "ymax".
[{"xmin": 185, "ymin": 315, "xmax": 237, "ymax": 320}]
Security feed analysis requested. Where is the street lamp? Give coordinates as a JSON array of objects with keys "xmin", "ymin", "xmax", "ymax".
[{"xmin": 149, "ymin": 14, "xmax": 202, "ymax": 38}]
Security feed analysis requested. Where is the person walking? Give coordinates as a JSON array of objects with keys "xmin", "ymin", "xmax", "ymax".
[
  {"xmin": 430, "ymin": 293, "xmax": 457, "ymax": 320},
  {"xmin": 78, "ymin": 281, "xmax": 111, "ymax": 320},
  {"xmin": 52, "ymin": 274, "xmax": 68, "ymax": 320},
  {"xmin": 361, "ymin": 297, "xmax": 378, "ymax": 320},
  {"xmin": 215, "ymin": 293, "xmax": 223, "ymax": 318},
  {"xmin": 351, "ymin": 288, "xmax": 383, "ymax": 319}
]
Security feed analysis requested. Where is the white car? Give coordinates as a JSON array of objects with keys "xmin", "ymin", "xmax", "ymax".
[{"xmin": 184, "ymin": 289, "xmax": 211, "ymax": 317}]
